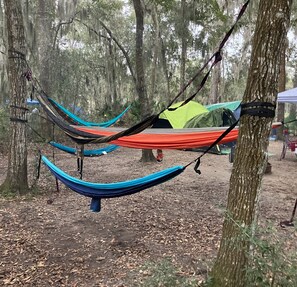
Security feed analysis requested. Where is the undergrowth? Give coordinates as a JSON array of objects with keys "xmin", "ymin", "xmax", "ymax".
[
  {"xmin": 138, "ymin": 258, "xmax": 199, "ymax": 287},
  {"xmin": 245, "ymin": 224, "xmax": 297, "ymax": 287},
  {"xmin": 136, "ymin": 223, "xmax": 297, "ymax": 287}
]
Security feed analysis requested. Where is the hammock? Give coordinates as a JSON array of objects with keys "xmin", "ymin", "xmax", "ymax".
[
  {"xmin": 37, "ymin": 91, "xmax": 158, "ymax": 145},
  {"xmin": 73, "ymin": 126, "xmax": 239, "ymax": 149},
  {"xmin": 49, "ymin": 141, "xmax": 119, "ymax": 157},
  {"xmin": 47, "ymin": 97, "xmax": 130, "ymax": 127},
  {"xmin": 37, "ymin": 90, "xmax": 240, "ymax": 148},
  {"xmin": 42, "ymin": 155, "xmax": 185, "ymax": 212}
]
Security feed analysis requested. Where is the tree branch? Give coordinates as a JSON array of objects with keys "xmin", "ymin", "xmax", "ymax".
[
  {"xmin": 75, "ymin": 18, "xmax": 136, "ymax": 85},
  {"xmin": 52, "ymin": 12, "xmax": 80, "ymax": 50}
]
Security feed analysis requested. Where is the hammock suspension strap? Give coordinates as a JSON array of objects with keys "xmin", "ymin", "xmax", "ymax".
[{"xmin": 186, "ymin": 101, "xmax": 276, "ymax": 174}]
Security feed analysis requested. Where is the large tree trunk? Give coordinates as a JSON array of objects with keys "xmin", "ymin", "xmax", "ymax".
[
  {"xmin": 1, "ymin": 0, "xmax": 29, "ymax": 195},
  {"xmin": 133, "ymin": 0, "xmax": 155, "ymax": 162},
  {"xmin": 210, "ymin": 1, "xmax": 292, "ymax": 286}
]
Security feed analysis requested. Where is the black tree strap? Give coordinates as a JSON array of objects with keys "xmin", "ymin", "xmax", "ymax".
[
  {"xmin": 10, "ymin": 104, "xmax": 29, "ymax": 111},
  {"xmin": 8, "ymin": 49, "xmax": 26, "ymax": 60},
  {"xmin": 240, "ymin": 102, "xmax": 276, "ymax": 118},
  {"xmin": 10, "ymin": 117, "xmax": 28, "ymax": 123}
]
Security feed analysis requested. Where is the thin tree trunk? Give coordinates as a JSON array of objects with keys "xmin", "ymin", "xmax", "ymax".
[
  {"xmin": 149, "ymin": 5, "xmax": 159, "ymax": 101},
  {"xmin": 160, "ymin": 38, "xmax": 171, "ymax": 102},
  {"xmin": 37, "ymin": 0, "xmax": 55, "ymax": 139},
  {"xmin": 210, "ymin": 61, "xmax": 221, "ymax": 104},
  {"xmin": 1, "ymin": 0, "xmax": 29, "ymax": 195},
  {"xmin": 210, "ymin": 1, "xmax": 292, "ymax": 286},
  {"xmin": 105, "ymin": 37, "xmax": 118, "ymax": 111},
  {"xmin": 179, "ymin": 0, "xmax": 187, "ymax": 100},
  {"xmin": 133, "ymin": 0, "xmax": 155, "ymax": 162},
  {"xmin": 276, "ymin": 40, "xmax": 287, "ymax": 140}
]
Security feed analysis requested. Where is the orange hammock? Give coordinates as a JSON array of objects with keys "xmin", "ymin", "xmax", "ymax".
[{"xmin": 73, "ymin": 126, "xmax": 239, "ymax": 149}]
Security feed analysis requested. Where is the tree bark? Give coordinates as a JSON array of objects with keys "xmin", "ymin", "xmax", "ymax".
[
  {"xmin": 37, "ymin": 0, "xmax": 55, "ymax": 139},
  {"xmin": 133, "ymin": 0, "xmax": 155, "ymax": 162},
  {"xmin": 210, "ymin": 1, "xmax": 292, "ymax": 286},
  {"xmin": 149, "ymin": 5, "xmax": 160, "ymax": 102},
  {"xmin": 276, "ymin": 39, "xmax": 287, "ymax": 140},
  {"xmin": 210, "ymin": 61, "xmax": 221, "ymax": 104},
  {"xmin": 179, "ymin": 0, "xmax": 187, "ymax": 100},
  {"xmin": 1, "ymin": 0, "xmax": 29, "ymax": 195}
]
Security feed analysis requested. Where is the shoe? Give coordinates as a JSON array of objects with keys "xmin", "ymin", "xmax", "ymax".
[{"xmin": 156, "ymin": 154, "xmax": 163, "ymax": 162}]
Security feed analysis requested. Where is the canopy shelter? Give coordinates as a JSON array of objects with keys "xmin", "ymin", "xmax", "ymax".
[{"xmin": 277, "ymin": 87, "xmax": 297, "ymax": 104}]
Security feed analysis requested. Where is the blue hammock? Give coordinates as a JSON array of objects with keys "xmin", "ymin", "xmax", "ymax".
[
  {"xmin": 49, "ymin": 141, "xmax": 119, "ymax": 157},
  {"xmin": 42, "ymin": 155, "xmax": 185, "ymax": 212},
  {"xmin": 48, "ymin": 97, "xmax": 130, "ymax": 127}
]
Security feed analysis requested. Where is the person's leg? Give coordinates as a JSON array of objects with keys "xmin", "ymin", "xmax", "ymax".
[{"xmin": 156, "ymin": 149, "xmax": 163, "ymax": 162}]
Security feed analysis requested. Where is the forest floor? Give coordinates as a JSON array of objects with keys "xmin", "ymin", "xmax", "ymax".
[{"xmin": 0, "ymin": 139, "xmax": 297, "ymax": 286}]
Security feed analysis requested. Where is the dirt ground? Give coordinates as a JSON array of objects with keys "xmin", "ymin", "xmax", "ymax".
[{"xmin": 0, "ymin": 140, "xmax": 296, "ymax": 286}]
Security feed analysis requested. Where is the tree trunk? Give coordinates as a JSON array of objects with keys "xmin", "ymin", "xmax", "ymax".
[
  {"xmin": 210, "ymin": 61, "xmax": 221, "ymax": 104},
  {"xmin": 276, "ymin": 40, "xmax": 287, "ymax": 140},
  {"xmin": 149, "ymin": 5, "xmax": 160, "ymax": 102},
  {"xmin": 179, "ymin": 0, "xmax": 187, "ymax": 100},
  {"xmin": 106, "ymin": 38, "xmax": 118, "ymax": 111},
  {"xmin": 1, "ymin": 0, "xmax": 29, "ymax": 195},
  {"xmin": 133, "ymin": 0, "xmax": 155, "ymax": 162},
  {"xmin": 210, "ymin": 1, "xmax": 292, "ymax": 286},
  {"xmin": 37, "ymin": 0, "xmax": 55, "ymax": 139}
]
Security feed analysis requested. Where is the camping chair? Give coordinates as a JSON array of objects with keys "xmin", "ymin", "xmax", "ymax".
[{"xmin": 279, "ymin": 128, "xmax": 297, "ymax": 160}]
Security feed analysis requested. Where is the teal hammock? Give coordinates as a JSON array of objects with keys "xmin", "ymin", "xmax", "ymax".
[
  {"xmin": 49, "ymin": 141, "xmax": 119, "ymax": 157},
  {"xmin": 48, "ymin": 97, "xmax": 131, "ymax": 127},
  {"xmin": 42, "ymin": 155, "xmax": 185, "ymax": 212}
]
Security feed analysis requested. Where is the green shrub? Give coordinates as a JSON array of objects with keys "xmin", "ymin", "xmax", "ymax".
[
  {"xmin": 138, "ymin": 258, "xmax": 198, "ymax": 287},
  {"xmin": 245, "ymin": 224, "xmax": 297, "ymax": 287}
]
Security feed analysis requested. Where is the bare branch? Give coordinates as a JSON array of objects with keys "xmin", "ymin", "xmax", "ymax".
[
  {"xmin": 52, "ymin": 12, "xmax": 80, "ymax": 50},
  {"xmin": 75, "ymin": 18, "xmax": 136, "ymax": 85}
]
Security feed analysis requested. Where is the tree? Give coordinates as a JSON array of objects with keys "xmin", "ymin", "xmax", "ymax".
[
  {"xmin": 210, "ymin": 0, "xmax": 292, "ymax": 286},
  {"xmin": 276, "ymin": 39, "xmax": 287, "ymax": 140},
  {"xmin": 133, "ymin": 0, "xmax": 155, "ymax": 162},
  {"xmin": 1, "ymin": 0, "xmax": 29, "ymax": 195}
]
